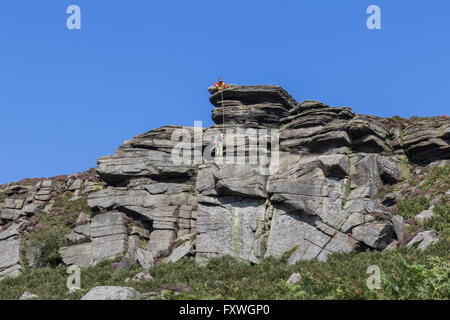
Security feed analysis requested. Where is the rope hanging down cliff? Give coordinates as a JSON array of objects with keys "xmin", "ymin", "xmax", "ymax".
[{"xmin": 213, "ymin": 78, "xmax": 227, "ymax": 157}]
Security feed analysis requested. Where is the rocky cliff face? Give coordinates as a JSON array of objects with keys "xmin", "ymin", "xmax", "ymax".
[{"xmin": 1, "ymin": 85, "xmax": 449, "ymax": 279}]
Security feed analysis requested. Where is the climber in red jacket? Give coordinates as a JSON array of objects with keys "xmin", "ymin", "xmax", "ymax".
[{"xmin": 214, "ymin": 78, "xmax": 227, "ymax": 91}]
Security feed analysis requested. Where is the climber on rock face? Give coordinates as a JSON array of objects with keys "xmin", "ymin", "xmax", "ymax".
[
  {"xmin": 214, "ymin": 78, "xmax": 227, "ymax": 91},
  {"xmin": 215, "ymin": 133, "xmax": 223, "ymax": 157}
]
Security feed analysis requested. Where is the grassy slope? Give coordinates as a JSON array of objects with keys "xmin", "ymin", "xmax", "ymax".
[{"xmin": 0, "ymin": 240, "xmax": 448, "ymax": 300}]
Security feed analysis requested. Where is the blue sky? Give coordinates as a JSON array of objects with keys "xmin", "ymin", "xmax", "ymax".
[{"xmin": 1, "ymin": 0, "xmax": 449, "ymax": 184}]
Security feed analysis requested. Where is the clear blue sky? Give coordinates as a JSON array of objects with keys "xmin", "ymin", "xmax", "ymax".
[{"xmin": 1, "ymin": 0, "xmax": 449, "ymax": 184}]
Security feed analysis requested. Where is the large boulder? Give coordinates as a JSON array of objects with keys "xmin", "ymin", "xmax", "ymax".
[
  {"xmin": 391, "ymin": 215, "xmax": 405, "ymax": 242},
  {"xmin": 346, "ymin": 115, "xmax": 392, "ymax": 153},
  {"xmin": 81, "ymin": 286, "xmax": 144, "ymax": 300},
  {"xmin": 352, "ymin": 221, "xmax": 394, "ymax": 250},
  {"xmin": 267, "ymin": 154, "xmax": 347, "ymax": 228},
  {"xmin": 91, "ymin": 212, "xmax": 127, "ymax": 264},
  {"xmin": 60, "ymin": 243, "xmax": 93, "ymax": 268},
  {"xmin": 95, "ymin": 125, "xmax": 198, "ymax": 185},
  {"xmin": 0, "ymin": 223, "xmax": 23, "ymax": 280},
  {"xmin": 280, "ymin": 101, "xmax": 354, "ymax": 154},
  {"xmin": 196, "ymin": 196, "xmax": 267, "ymax": 262},
  {"xmin": 406, "ymin": 230, "xmax": 440, "ymax": 250},
  {"xmin": 402, "ymin": 117, "xmax": 450, "ymax": 163},
  {"xmin": 210, "ymin": 85, "xmax": 297, "ymax": 128},
  {"xmin": 377, "ymin": 155, "xmax": 410, "ymax": 184},
  {"xmin": 165, "ymin": 240, "xmax": 192, "ymax": 263}
]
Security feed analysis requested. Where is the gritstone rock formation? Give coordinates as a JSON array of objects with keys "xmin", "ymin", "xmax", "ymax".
[{"xmin": 1, "ymin": 85, "xmax": 449, "ymax": 279}]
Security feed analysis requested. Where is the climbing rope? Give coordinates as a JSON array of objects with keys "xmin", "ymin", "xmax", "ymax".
[{"xmin": 221, "ymin": 89, "xmax": 225, "ymax": 133}]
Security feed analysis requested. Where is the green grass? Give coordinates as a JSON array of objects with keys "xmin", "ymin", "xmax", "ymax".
[
  {"xmin": 1, "ymin": 240, "xmax": 448, "ymax": 300},
  {"xmin": 393, "ymin": 195, "xmax": 430, "ymax": 220},
  {"xmin": 420, "ymin": 165, "xmax": 450, "ymax": 198},
  {"xmin": 0, "ymin": 259, "xmax": 141, "ymax": 300},
  {"xmin": 391, "ymin": 164, "xmax": 449, "ymax": 238},
  {"xmin": 424, "ymin": 198, "xmax": 450, "ymax": 240}
]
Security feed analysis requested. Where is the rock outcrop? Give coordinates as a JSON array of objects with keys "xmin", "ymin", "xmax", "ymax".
[{"xmin": 1, "ymin": 85, "xmax": 449, "ymax": 278}]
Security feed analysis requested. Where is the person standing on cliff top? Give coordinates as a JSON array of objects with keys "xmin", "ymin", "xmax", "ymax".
[{"xmin": 214, "ymin": 78, "xmax": 227, "ymax": 91}]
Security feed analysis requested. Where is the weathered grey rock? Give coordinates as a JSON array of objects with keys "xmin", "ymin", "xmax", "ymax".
[
  {"xmin": 23, "ymin": 203, "xmax": 43, "ymax": 215},
  {"xmin": 88, "ymin": 186, "xmax": 195, "ymax": 237},
  {"xmin": 196, "ymin": 197, "xmax": 266, "ymax": 261},
  {"xmin": 288, "ymin": 231, "xmax": 360, "ymax": 263},
  {"xmin": 343, "ymin": 199, "xmax": 379, "ymax": 216},
  {"xmin": 287, "ymin": 273, "xmax": 302, "ymax": 285},
  {"xmin": 196, "ymin": 163, "xmax": 220, "ymax": 196},
  {"xmin": 352, "ymin": 221, "xmax": 394, "ymax": 249},
  {"xmin": 126, "ymin": 234, "xmax": 143, "ymax": 260},
  {"xmin": 348, "ymin": 154, "xmax": 382, "ymax": 200},
  {"xmin": 346, "ymin": 115, "xmax": 391, "ymax": 153},
  {"xmin": 0, "ymin": 264, "xmax": 21, "ymax": 280},
  {"xmin": 0, "ymin": 224, "xmax": 22, "ymax": 279},
  {"xmin": 414, "ymin": 209, "xmax": 434, "ymax": 224},
  {"xmin": 266, "ymin": 206, "xmax": 330, "ymax": 259},
  {"xmin": 114, "ymin": 253, "xmax": 131, "ymax": 270},
  {"xmin": 165, "ymin": 240, "xmax": 192, "ymax": 263},
  {"xmin": 76, "ymin": 212, "xmax": 91, "ymax": 224},
  {"xmin": 19, "ymin": 292, "xmax": 38, "ymax": 300},
  {"xmin": 91, "ymin": 212, "xmax": 125, "ymax": 238},
  {"xmin": 90, "ymin": 212, "xmax": 127, "ymax": 263},
  {"xmin": 214, "ymin": 164, "xmax": 267, "ymax": 198},
  {"xmin": 392, "ymin": 215, "xmax": 405, "ymax": 242},
  {"xmin": 92, "ymin": 234, "xmax": 127, "ymax": 264},
  {"xmin": 136, "ymin": 248, "xmax": 154, "ymax": 269},
  {"xmin": 34, "ymin": 194, "xmax": 52, "ymax": 202},
  {"xmin": 93, "ymin": 126, "xmax": 198, "ymax": 185},
  {"xmin": 378, "ymin": 155, "xmax": 409, "ymax": 184},
  {"xmin": 287, "ymin": 240, "xmax": 323, "ymax": 264},
  {"xmin": 67, "ymin": 223, "xmax": 91, "ymax": 242},
  {"xmin": 383, "ymin": 240, "xmax": 398, "ymax": 251},
  {"xmin": 323, "ymin": 232, "xmax": 359, "ymax": 255},
  {"xmin": 125, "ymin": 270, "xmax": 153, "ymax": 283},
  {"xmin": 317, "ymin": 154, "xmax": 350, "ymax": 177},
  {"xmin": 81, "ymin": 286, "xmax": 144, "ymax": 300},
  {"xmin": 0, "ymin": 208, "xmax": 22, "ymax": 221},
  {"xmin": 281, "ymin": 102, "xmax": 354, "ymax": 154},
  {"xmin": 14, "ymin": 199, "xmax": 25, "ymax": 210},
  {"xmin": 129, "ymin": 226, "xmax": 150, "ymax": 239},
  {"xmin": 402, "ymin": 117, "xmax": 450, "ymax": 163},
  {"xmin": 210, "ymin": 85, "xmax": 297, "ymax": 128},
  {"xmin": 406, "ymin": 230, "xmax": 440, "ymax": 250},
  {"xmin": 69, "ymin": 179, "xmax": 83, "ymax": 191},
  {"xmin": 41, "ymin": 180, "xmax": 54, "ymax": 188},
  {"xmin": 381, "ymin": 191, "xmax": 400, "ymax": 207},
  {"xmin": 60, "ymin": 242, "xmax": 93, "ymax": 267},
  {"xmin": 340, "ymin": 212, "xmax": 375, "ymax": 233},
  {"xmin": 5, "ymin": 199, "xmax": 15, "ymax": 208},
  {"xmin": 148, "ymin": 229, "xmax": 175, "ymax": 256},
  {"xmin": 267, "ymin": 154, "xmax": 346, "ymax": 228}
]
